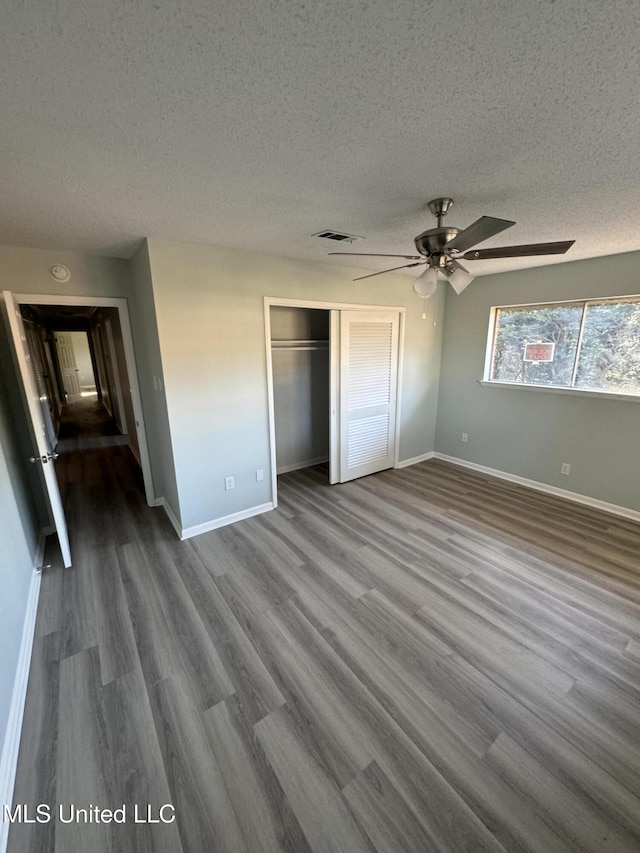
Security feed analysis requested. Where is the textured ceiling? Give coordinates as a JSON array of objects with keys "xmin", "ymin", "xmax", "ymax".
[{"xmin": 1, "ymin": 0, "xmax": 640, "ymax": 278}]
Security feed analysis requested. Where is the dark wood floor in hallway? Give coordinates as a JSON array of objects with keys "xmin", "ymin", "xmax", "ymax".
[{"xmin": 9, "ymin": 401, "xmax": 640, "ymax": 852}]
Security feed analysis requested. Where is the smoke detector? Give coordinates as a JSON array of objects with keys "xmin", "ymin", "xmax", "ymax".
[{"xmin": 50, "ymin": 264, "xmax": 71, "ymax": 282}]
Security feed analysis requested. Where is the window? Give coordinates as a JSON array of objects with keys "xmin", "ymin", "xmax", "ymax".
[{"xmin": 486, "ymin": 296, "xmax": 640, "ymax": 396}]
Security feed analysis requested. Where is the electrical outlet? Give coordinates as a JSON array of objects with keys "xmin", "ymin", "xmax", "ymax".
[
  {"xmin": 225, "ymin": 476, "xmax": 235, "ymax": 490},
  {"xmin": 256, "ymin": 468, "xmax": 264, "ymax": 482},
  {"xmin": 461, "ymin": 433, "xmax": 468, "ymax": 443},
  {"xmin": 560, "ymin": 463, "xmax": 571, "ymax": 476}
]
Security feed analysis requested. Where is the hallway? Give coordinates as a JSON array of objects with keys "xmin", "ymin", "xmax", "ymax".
[
  {"xmin": 8, "ymin": 402, "xmax": 640, "ymax": 852},
  {"xmin": 55, "ymin": 397, "xmax": 127, "ymax": 454}
]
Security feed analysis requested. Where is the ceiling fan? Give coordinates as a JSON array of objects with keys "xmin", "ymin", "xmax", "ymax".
[{"xmin": 329, "ymin": 197, "xmax": 575, "ymax": 297}]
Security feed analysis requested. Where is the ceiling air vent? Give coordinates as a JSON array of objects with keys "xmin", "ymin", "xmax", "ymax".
[{"xmin": 312, "ymin": 230, "xmax": 364, "ymax": 243}]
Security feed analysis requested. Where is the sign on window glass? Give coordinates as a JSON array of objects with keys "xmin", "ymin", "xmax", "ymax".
[{"xmin": 523, "ymin": 342, "xmax": 555, "ymax": 362}]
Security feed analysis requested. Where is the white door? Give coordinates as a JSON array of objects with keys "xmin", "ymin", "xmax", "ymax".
[
  {"xmin": 55, "ymin": 332, "xmax": 82, "ymax": 400},
  {"xmin": 339, "ymin": 310, "xmax": 399, "ymax": 483},
  {"xmin": 4, "ymin": 292, "xmax": 72, "ymax": 567}
]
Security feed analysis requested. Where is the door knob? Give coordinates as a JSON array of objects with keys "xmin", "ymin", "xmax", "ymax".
[{"xmin": 29, "ymin": 452, "xmax": 60, "ymax": 464}]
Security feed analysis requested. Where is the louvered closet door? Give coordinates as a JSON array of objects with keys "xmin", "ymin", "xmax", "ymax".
[{"xmin": 339, "ymin": 311, "xmax": 399, "ymax": 482}]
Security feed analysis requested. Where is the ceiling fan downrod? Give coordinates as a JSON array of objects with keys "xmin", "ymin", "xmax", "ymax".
[{"xmin": 427, "ymin": 197, "xmax": 454, "ymax": 229}]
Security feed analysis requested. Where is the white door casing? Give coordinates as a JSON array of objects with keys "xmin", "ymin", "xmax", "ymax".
[
  {"xmin": 328, "ymin": 309, "xmax": 340, "ymax": 485},
  {"xmin": 3, "ymin": 291, "xmax": 72, "ymax": 567},
  {"xmin": 339, "ymin": 310, "xmax": 399, "ymax": 483}
]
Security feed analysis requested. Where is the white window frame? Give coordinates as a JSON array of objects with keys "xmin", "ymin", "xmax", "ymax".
[{"xmin": 481, "ymin": 294, "xmax": 640, "ymax": 403}]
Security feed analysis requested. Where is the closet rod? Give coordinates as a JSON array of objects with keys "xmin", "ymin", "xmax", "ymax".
[{"xmin": 271, "ymin": 339, "xmax": 329, "ymax": 351}]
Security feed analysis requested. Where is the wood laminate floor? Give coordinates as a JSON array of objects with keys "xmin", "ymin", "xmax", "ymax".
[{"xmin": 9, "ymin": 399, "xmax": 640, "ymax": 852}]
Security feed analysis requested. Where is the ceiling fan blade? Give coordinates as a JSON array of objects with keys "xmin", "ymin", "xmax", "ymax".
[
  {"xmin": 443, "ymin": 260, "xmax": 474, "ymax": 294},
  {"xmin": 353, "ymin": 262, "xmax": 425, "ymax": 281},
  {"xmin": 445, "ymin": 216, "xmax": 516, "ymax": 254},
  {"xmin": 329, "ymin": 252, "xmax": 422, "ymax": 260},
  {"xmin": 461, "ymin": 240, "xmax": 575, "ymax": 260}
]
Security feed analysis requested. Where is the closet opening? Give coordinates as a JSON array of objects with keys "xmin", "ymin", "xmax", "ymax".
[{"xmin": 270, "ymin": 305, "xmax": 331, "ymax": 479}]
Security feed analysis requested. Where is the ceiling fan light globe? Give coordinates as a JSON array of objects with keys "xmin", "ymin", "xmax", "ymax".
[{"xmin": 413, "ymin": 267, "xmax": 438, "ymax": 298}]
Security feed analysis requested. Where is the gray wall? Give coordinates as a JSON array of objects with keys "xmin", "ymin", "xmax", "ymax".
[
  {"xmin": 129, "ymin": 241, "xmax": 180, "ymax": 521},
  {"xmin": 146, "ymin": 237, "xmax": 445, "ymax": 531},
  {"xmin": 435, "ymin": 251, "xmax": 640, "ymax": 512},
  {"xmin": 0, "ymin": 244, "xmax": 130, "ymax": 299}
]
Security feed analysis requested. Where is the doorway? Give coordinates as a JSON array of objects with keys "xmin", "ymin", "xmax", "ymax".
[
  {"xmin": 53, "ymin": 331, "xmax": 97, "ymax": 401},
  {"xmin": 270, "ymin": 306, "xmax": 331, "ymax": 475},
  {"xmin": 4, "ymin": 292, "xmax": 155, "ymax": 567},
  {"xmin": 265, "ymin": 296, "xmax": 405, "ymax": 506}
]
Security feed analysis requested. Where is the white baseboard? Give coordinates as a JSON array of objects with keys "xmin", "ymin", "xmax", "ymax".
[
  {"xmin": 277, "ymin": 456, "xmax": 329, "ymax": 475},
  {"xmin": 396, "ymin": 451, "xmax": 435, "ymax": 469},
  {"xmin": 155, "ymin": 497, "xmax": 275, "ymax": 541},
  {"xmin": 0, "ymin": 533, "xmax": 46, "ymax": 853},
  {"xmin": 153, "ymin": 497, "xmax": 183, "ymax": 539},
  {"xmin": 433, "ymin": 453, "xmax": 640, "ymax": 523},
  {"xmin": 181, "ymin": 502, "xmax": 275, "ymax": 540}
]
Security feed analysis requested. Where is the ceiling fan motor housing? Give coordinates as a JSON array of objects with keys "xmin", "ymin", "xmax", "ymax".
[{"xmin": 414, "ymin": 227, "xmax": 460, "ymax": 264}]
